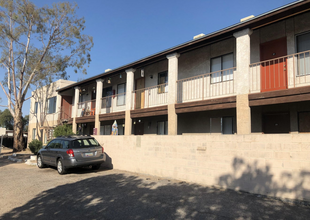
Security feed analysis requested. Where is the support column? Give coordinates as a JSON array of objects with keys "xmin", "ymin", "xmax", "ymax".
[
  {"xmin": 167, "ymin": 53, "xmax": 180, "ymax": 135},
  {"xmin": 95, "ymin": 79, "xmax": 103, "ymax": 135},
  {"xmin": 234, "ymin": 28, "xmax": 252, "ymax": 135},
  {"xmin": 125, "ymin": 68, "xmax": 135, "ymax": 135},
  {"xmin": 72, "ymin": 86, "xmax": 80, "ymax": 133},
  {"xmin": 56, "ymin": 92, "xmax": 62, "ymax": 125}
]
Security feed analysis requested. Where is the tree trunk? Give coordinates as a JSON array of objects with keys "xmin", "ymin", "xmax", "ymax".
[{"xmin": 13, "ymin": 109, "xmax": 24, "ymax": 152}]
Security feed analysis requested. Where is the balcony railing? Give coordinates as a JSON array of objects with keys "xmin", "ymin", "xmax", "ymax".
[
  {"xmin": 177, "ymin": 67, "xmax": 236, "ymax": 103},
  {"xmin": 249, "ymin": 50, "xmax": 310, "ymax": 93},
  {"xmin": 59, "ymin": 106, "xmax": 72, "ymax": 120},
  {"xmin": 101, "ymin": 92, "xmax": 126, "ymax": 114},
  {"xmin": 77, "ymin": 99, "xmax": 96, "ymax": 117},
  {"xmin": 132, "ymin": 83, "xmax": 168, "ymax": 110}
]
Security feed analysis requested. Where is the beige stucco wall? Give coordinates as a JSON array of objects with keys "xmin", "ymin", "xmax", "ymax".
[{"xmin": 94, "ymin": 134, "xmax": 310, "ymax": 202}]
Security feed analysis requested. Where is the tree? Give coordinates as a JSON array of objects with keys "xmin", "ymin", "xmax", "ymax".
[
  {"xmin": 0, "ymin": 109, "xmax": 14, "ymax": 129},
  {"xmin": 0, "ymin": 0, "xmax": 93, "ymax": 151},
  {"xmin": 54, "ymin": 124, "xmax": 74, "ymax": 137}
]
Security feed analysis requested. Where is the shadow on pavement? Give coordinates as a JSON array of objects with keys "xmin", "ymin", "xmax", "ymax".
[{"xmin": 1, "ymin": 172, "xmax": 309, "ymax": 220}]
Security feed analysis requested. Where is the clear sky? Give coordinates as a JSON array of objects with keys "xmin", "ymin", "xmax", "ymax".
[{"xmin": 0, "ymin": 0, "xmax": 296, "ymax": 115}]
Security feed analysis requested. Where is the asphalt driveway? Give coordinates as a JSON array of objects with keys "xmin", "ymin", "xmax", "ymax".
[{"xmin": 0, "ymin": 155, "xmax": 309, "ymax": 220}]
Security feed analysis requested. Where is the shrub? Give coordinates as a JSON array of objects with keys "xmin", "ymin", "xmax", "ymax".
[
  {"xmin": 28, "ymin": 139, "xmax": 42, "ymax": 155},
  {"xmin": 54, "ymin": 124, "xmax": 75, "ymax": 137}
]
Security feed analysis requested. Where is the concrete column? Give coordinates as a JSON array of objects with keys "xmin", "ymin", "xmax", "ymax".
[
  {"xmin": 56, "ymin": 92, "xmax": 62, "ymax": 125},
  {"xmin": 72, "ymin": 86, "xmax": 80, "ymax": 133},
  {"xmin": 95, "ymin": 79, "xmax": 103, "ymax": 135},
  {"xmin": 167, "ymin": 53, "xmax": 180, "ymax": 135},
  {"xmin": 234, "ymin": 28, "xmax": 252, "ymax": 135},
  {"xmin": 125, "ymin": 68, "xmax": 135, "ymax": 135}
]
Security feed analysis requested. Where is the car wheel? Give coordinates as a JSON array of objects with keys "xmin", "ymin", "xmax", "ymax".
[
  {"xmin": 57, "ymin": 159, "xmax": 66, "ymax": 175},
  {"xmin": 91, "ymin": 164, "xmax": 101, "ymax": 170},
  {"xmin": 37, "ymin": 155, "xmax": 46, "ymax": 168}
]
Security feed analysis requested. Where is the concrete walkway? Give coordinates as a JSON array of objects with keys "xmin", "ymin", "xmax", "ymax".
[{"xmin": 0, "ymin": 155, "xmax": 309, "ymax": 220}]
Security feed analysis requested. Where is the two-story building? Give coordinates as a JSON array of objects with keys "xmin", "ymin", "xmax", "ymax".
[
  {"xmin": 54, "ymin": 0, "xmax": 310, "ymax": 137},
  {"xmin": 29, "ymin": 1, "xmax": 310, "ymax": 201}
]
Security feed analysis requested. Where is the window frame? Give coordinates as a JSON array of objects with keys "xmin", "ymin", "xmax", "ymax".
[
  {"xmin": 117, "ymin": 83, "xmax": 126, "ymax": 106},
  {"xmin": 34, "ymin": 102, "xmax": 38, "ymax": 114},
  {"xmin": 47, "ymin": 96, "xmax": 57, "ymax": 114},
  {"xmin": 210, "ymin": 53, "xmax": 234, "ymax": 84},
  {"xmin": 158, "ymin": 71, "xmax": 168, "ymax": 94},
  {"xmin": 295, "ymin": 31, "xmax": 310, "ymax": 76}
]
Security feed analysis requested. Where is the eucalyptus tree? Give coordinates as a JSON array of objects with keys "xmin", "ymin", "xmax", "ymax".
[{"xmin": 0, "ymin": 0, "xmax": 93, "ymax": 151}]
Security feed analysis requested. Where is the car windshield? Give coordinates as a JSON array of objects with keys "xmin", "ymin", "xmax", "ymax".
[{"xmin": 72, "ymin": 138, "xmax": 100, "ymax": 148}]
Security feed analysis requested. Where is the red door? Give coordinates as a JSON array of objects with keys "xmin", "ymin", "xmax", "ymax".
[
  {"xmin": 260, "ymin": 37, "xmax": 287, "ymax": 92},
  {"xmin": 61, "ymin": 96, "xmax": 72, "ymax": 119}
]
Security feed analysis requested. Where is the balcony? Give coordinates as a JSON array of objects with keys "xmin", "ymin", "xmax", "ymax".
[
  {"xmin": 101, "ymin": 92, "xmax": 126, "ymax": 114},
  {"xmin": 77, "ymin": 99, "xmax": 96, "ymax": 117},
  {"xmin": 177, "ymin": 67, "xmax": 236, "ymax": 103},
  {"xmin": 249, "ymin": 50, "xmax": 310, "ymax": 93},
  {"xmin": 131, "ymin": 83, "xmax": 168, "ymax": 110}
]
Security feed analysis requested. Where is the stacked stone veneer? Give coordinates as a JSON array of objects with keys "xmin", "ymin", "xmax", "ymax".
[{"xmin": 94, "ymin": 134, "xmax": 310, "ymax": 201}]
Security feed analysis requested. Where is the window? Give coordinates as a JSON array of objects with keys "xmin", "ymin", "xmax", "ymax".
[
  {"xmin": 34, "ymin": 102, "xmax": 38, "ymax": 114},
  {"xmin": 47, "ymin": 96, "xmax": 57, "ymax": 114},
  {"xmin": 32, "ymin": 128, "xmax": 36, "ymax": 140},
  {"xmin": 157, "ymin": 121, "xmax": 168, "ymax": 135},
  {"xmin": 63, "ymin": 140, "xmax": 70, "ymax": 149},
  {"xmin": 100, "ymin": 124, "xmax": 112, "ymax": 135},
  {"xmin": 158, "ymin": 71, "xmax": 168, "ymax": 93},
  {"xmin": 298, "ymin": 111, "xmax": 310, "ymax": 132},
  {"xmin": 296, "ymin": 32, "xmax": 310, "ymax": 76},
  {"xmin": 117, "ymin": 83, "xmax": 126, "ymax": 106},
  {"xmin": 102, "ymin": 87, "xmax": 112, "ymax": 108},
  {"xmin": 211, "ymin": 53, "xmax": 234, "ymax": 83},
  {"xmin": 210, "ymin": 116, "xmax": 234, "ymax": 134}
]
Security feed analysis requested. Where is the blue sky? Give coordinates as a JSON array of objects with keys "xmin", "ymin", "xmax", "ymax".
[{"xmin": 0, "ymin": 0, "xmax": 296, "ymax": 115}]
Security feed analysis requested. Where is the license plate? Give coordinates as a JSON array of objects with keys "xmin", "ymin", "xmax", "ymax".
[{"xmin": 85, "ymin": 152, "xmax": 93, "ymax": 157}]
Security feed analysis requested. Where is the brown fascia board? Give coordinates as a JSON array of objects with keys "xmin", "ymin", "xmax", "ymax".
[{"xmin": 57, "ymin": 0, "xmax": 310, "ymax": 93}]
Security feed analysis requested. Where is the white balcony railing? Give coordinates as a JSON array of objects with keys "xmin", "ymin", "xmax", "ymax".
[
  {"xmin": 101, "ymin": 92, "xmax": 126, "ymax": 114},
  {"xmin": 250, "ymin": 50, "xmax": 310, "ymax": 93},
  {"xmin": 77, "ymin": 99, "xmax": 96, "ymax": 117},
  {"xmin": 177, "ymin": 67, "xmax": 236, "ymax": 103},
  {"xmin": 132, "ymin": 83, "xmax": 168, "ymax": 110}
]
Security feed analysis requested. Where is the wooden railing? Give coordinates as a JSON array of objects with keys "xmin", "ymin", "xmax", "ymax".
[
  {"xmin": 176, "ymin": 67, "xmax": 236, "ymax": 103},
  {"xmin": 249, "ymin": 50, "xmax": 310, "ymax": 93},
  {"xmin": 132, "ymin": 83, "xmax": 168, "ymax": 109}
]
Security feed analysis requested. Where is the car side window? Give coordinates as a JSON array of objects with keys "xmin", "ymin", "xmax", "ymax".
[
  {"xmin": 47, "ymin": 140, "xmax": 56, "ymax": 149},
  {"xmin": 54, "ymin": 140, "xmax": 63, "ymax": 149},
  {"xmin": 62, "ymin": 140, "xmax": 70, "ymax": 149}
]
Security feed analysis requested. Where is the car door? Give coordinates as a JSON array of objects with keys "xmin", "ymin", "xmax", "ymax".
[
  {"xmin": 49, "ymin": 139, "xmax": 63, "ymax": 166},
  {"xmin": 41, "ymin": 140, "xmax": 56, "ymax": 165}
]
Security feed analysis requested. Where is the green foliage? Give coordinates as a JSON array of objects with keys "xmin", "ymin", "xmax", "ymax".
[
  {"xmin": 22, "ymin": 115, "xmax": 29, "ymax": 132},
  {"xmin": 0, "ymin": 109, "xmax": 14, "ymax": 130},
  {"xmin": 0, "ymin": 0, "xmax": 93, "ymax": 151},
  {"xmin": 54, "ymin": 124, "xmax": 74, "ymax": 137},
  {"xmin": 28, "ymin": 139, "xmax": 42, "ymax": 155}
]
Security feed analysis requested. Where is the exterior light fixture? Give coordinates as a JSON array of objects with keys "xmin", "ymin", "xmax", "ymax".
[
  {"xmin": 141, "ymin": 69, "xmax": 144, "ymax": 77},
  {"xmin": 120, "ymin": 74, "xmax": 122, "ymax": 79},
  {"xmin": 108, "ymin": 78, "xmax": 111, "ymax": 84},
  {"xmin": 150, "ymin": 75, "xmax": 153, "ymax": 79}
]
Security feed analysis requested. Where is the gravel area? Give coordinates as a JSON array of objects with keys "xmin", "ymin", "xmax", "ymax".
[{"xmin": 0, "ymin": 152, "xmax": 309, "ymax": 220}]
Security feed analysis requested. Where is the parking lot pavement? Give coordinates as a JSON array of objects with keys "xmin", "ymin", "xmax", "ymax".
[{"xmin": 0, "ymin": 157, "xmax": 309, "ymax": 220}]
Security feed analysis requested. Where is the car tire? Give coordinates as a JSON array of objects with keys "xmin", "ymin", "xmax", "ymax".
[
  {"xmin": 91, "ymin": 164, "xmax": 101, "ymax": 170},
  {"xmin": 37, "ymin": 155, "xmax": 46, "ymax": 168},
  {"xmin": 57, "ymin": 158, "xmax": 66, "ymax": 175}
]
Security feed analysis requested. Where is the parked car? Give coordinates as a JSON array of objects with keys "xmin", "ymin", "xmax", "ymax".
[{"xmin": 37, "ymin": 136, "xmax": 106, "ymax": 174}]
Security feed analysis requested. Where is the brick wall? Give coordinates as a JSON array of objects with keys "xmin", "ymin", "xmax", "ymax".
[{"xmin": 93, "ymin": 134, "xmax": 310, "ymax": 201}]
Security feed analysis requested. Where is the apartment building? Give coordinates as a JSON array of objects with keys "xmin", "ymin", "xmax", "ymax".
[
  {"xmin": 55, "ymin": 1, "xmax": 310, "ymax": 137},
  {"xmin": 29, "ymin": 1, "xmax": 310, "ymax": 201},
  {"xmin": 28, "ymin": 79, "xmax": 76, "ymax": 144}
]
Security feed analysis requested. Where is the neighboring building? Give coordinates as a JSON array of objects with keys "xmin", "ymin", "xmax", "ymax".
[
  {"xmin": 55, "ymin": 0, "xmax": 310, "ymax": 137},
  {"xmin": 28, "ymin": 79, "xmax": 76, "ymax": 145}
]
